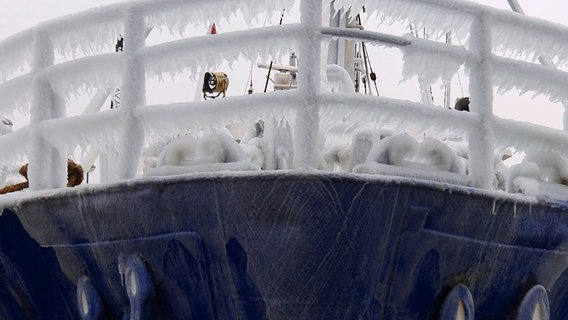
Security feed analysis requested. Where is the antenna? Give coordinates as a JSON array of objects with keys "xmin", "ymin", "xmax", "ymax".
[
  {"xmin": 245, "ymin": 61, "xmax": 254, "ymax": 94},
  {"xmin": 264, "ymin": 8, "xmax": 286, "ymax": 92},
  {"xmin": 506, "ymin": 0, "xmax": 525, "ymax": 14}
]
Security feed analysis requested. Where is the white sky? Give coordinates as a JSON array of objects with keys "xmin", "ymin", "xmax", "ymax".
[{"xmin": 1, "ymin": 0, "xmax": 568, "ymax": 130}]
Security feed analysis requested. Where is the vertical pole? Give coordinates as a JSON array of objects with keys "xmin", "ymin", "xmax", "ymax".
[
  {"xmin": 28, "ymin": 28, "xmax": 67, "ymax": 190},
  {"xmin": 116, "ymin": 7, "xmax": 146, "ymax": 180},
  {"xmin": 419, "ymin": 78, "xmax": 433, "ymax": 105},
  {"xmin": 294, "ymin": 0, "xmax": 322, "ymax": 169},
  {"xmin": 506, "ymin": 0, "xmax": 525, "ymax": 14},
  {"xmin": 444, "ymin": 31, "xmax": 452, "ymax": 109},
  {"xmin": 467, "ymin": 14, "xmax": 495, "ymax": 189}
]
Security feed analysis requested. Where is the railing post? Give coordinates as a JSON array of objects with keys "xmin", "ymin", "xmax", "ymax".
[
  {"xmin": 28, "ymin": 28, "xmax": 67, "ymax": 190},
  {"xmin": 294, "ymin": 0, "xmax": 322, "ymax": 169},
  {"xmin": 467, "ymin": 13, "xmax": 495, "ymax": 189},
  {"xmin": 116, "ymin": 7, "xmax": 146, "ymax": 180}
]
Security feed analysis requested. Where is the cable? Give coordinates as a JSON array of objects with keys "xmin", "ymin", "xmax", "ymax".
[{"xmin": 263, "ymin": 8, "xmax": 286, "ymax": 93}]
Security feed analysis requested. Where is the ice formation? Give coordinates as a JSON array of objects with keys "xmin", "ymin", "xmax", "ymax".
[
  {"xmin": 242, "ymin": 137, "xmax": 267, "ymax": 169},
  {"xmin": 334, "ymin": 0, "xmax": 568, "ymax": 66},
  {"xmin": 0, "ymin": 0, "xmax": 295, "ymax": 81},
  {"xmin": 508, "ymin": 151, "xmax": 568, "ymax": 192},
  {"xmin": 366, "ymin": 134, "xmax": 418, "ymax": 167},
  {"xmin": 362, "ymin": 134, "xmax": 465, "ymax": 174},
  {"xmin": 415, "ymin": 137, "xmax": 466, "ymax": 174},
  {"xmin": 152, "ymin": 132, "xmax": 246, "ymax": 168},
  {"xmin": 325, "ymin": 64, "xmax": 355, "ymax": 93},
  {"xmin": 323, "ymin": 144, "xmax": 351, "ymax": 171},
  {"xmin": 0, "ymin": 0, "xmax": 568, "ymax": 199},
  {"xmin": 498, "ymin": 149, "xmax": 568, "ymax": 200},
  {"xmin": 156, "ymin": 135, "xmax": 197, "ymax": 167},
  {"xmin": 350, "ymin": 128, "xmax": 386, "ymax": 168}
]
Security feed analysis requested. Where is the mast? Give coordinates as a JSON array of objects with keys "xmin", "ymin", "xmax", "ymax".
[{"xmin": 327, "ymin": 5, "xmax": 377, "ymax": 95}]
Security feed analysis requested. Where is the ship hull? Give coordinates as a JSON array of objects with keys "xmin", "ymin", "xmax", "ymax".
[{"xmin": 2, "ymin": 172, "xmax": 568, "ymax": 319}]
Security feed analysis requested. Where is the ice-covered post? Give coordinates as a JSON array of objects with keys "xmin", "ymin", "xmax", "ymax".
[
  {"xmin": 116, "ymin": 7, "xmax": 146, "ymax": 180},
  {"xmin": 294, "ymin": 0, "xmax": 322, "ymax": 168},
  {"xmin": 467, "ymin": 13, "xmax": 495, "ymax": 189},
  {"xmin": 28, "ymin": 28, "xmax": 67, "ymax": 190}
]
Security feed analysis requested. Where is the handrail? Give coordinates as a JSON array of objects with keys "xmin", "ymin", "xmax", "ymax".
[
  {"xmin": 320, "ymin": 27, "xmax": 411, "ymax": 47},
  {"xmin": 141, "ymin": 24, "xmax": 302, "ymax": 78},
  {"xmin": 0, "ymin": 0, "xmax": 296, "ymax": 82},
  {"xmin": 0, "ymin": 0, "xmax": 568, "ymax": 191}
]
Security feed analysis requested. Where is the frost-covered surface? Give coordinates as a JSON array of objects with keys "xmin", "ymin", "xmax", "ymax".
[
  {"xmin": 0, "ymin": 29, "xmax": 34, "ymax": 82},
  {"xmin": 0, "ymin": 128, "xmax": 29, "ymax": 163},
  {"xmin": 39, "ymin": 110, "xmax": 120, "ymax": 152},
  {"xmin": 334, "ymin": 0, "xmax": 568, "ymax": 65},
  {"xmin": 142, "ymin": 24, "xmax": 301, "ymax": 80},
  {"xmin": 0, "ymin": 0, "xmax": 295, "ymax": 82},
  {"xmin": 152, "ymin": 131, "xmax": 247, "ymax": 168},
  {"xmin": 325, "ymin": 64, "xmax": 355, "ymax": 93},
  {"xmin": 402, "ymin": 38, "xmax": 568, "ymax": 104},
  {"xmin": 0, "ymin": 169, "xmax": 548, "ymax": 212},
  {"xmin": 0, "ymin": 74, "xmax": 32, "ymax": 113},
  {"xmin": 490, "ymin": 55, "xmax": 568, "ymax": 103},
  {"xmin": 492, "ymin": 117, "xmax": 568, "ymax": 156},
  {"xmin": 138, "ymin": 91, "xmax": 298, "ymax": 138},
  {"xmin": 1, "ymin": 0, "xmax": 568, "ymax": 198},
  {"xmin": 145, "ymin": 162, "xmax": 260, "ymax": 177},
  {"xmin": 335, "ymin": 0, "xmax": 568, "ymax": 115},
  {"xmin": 319, "ymin": 93, "xmax": 474, "ymax": 137},
  {"xmin": 502, "ymin": 149, "xmax": 568, "ymax": 200},
  {"xmin": 360, "ymin": 134, "xmax": 467, "ymax": 178},
  {"xmin": 143, "ymin": 0, "xmax": 295, "ymax": 36},
  {"xmin": 333, "ymin": 0, "xmax": 474, "ymax": 41},
  {"xmin": 401, "ymin": 36, "xmax": 471, "ymax": 85},
  {"xmin": 354, "ymin": 162, "xmax": 471, "ymax": 186},
  {"xmin": 42, "ymin": 53, "xmax": 124, "ymax": 102}
]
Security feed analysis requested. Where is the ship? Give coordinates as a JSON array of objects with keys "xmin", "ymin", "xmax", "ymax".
[{"xmin": 0, "ymin": 0, "xmax": 568, "ymax": 319}]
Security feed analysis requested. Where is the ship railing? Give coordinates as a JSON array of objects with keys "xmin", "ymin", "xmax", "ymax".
[{"xmin": 0, "ymin": 0, "xmax": 568, "ymax": 192}]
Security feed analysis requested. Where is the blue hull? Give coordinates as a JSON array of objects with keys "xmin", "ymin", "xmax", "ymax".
[{"xmin": 1, "ymin": 172, "xmax": 568, "ymax": 319}]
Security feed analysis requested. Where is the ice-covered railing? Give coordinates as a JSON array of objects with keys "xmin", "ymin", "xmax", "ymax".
[
  {"xmin": 0, "ymin": 0, "xmax": 296, "ymax": 190},
  {"xmin": 1, "ymin": 0, "xmax": 568, "ymax": 192},
  {"xmin": 328, "ymin": 0, "xmax": 568, "ymax": 189}
]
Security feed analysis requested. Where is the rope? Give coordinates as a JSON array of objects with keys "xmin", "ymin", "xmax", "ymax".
[
  {"xmin": 0, "ymin": 159, "xmax": 84, "ymax": 194},
  {"xmin": 356, "ymin": 13, "xmax": 379, "ymax": 96},
  {"xmin": 0, "ymin": 181, "xmax": 29, "ymax": 194}
]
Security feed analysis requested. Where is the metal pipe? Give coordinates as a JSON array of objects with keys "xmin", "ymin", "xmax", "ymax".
[{"xmin": 507, "ymin": 0, "xmax": 525, "ymax": 14}]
